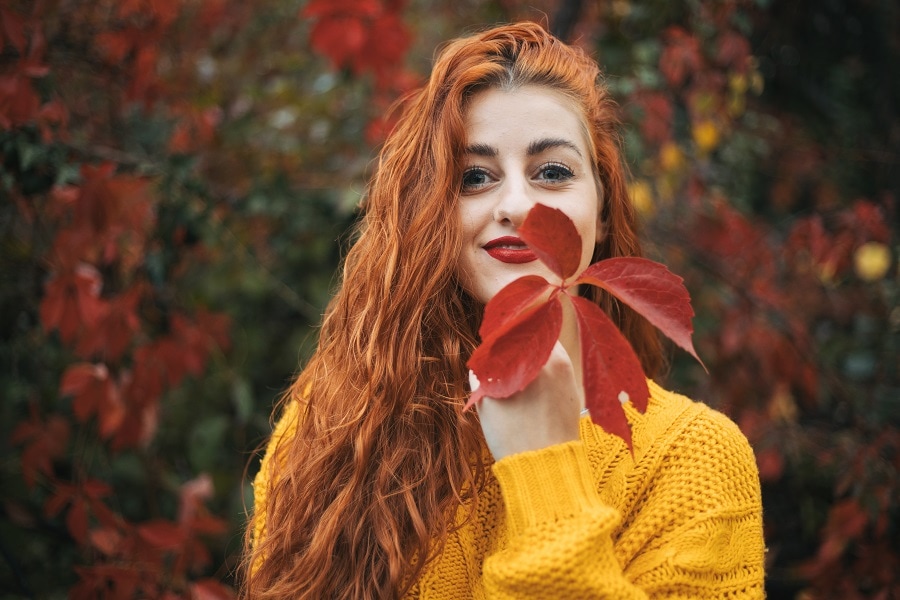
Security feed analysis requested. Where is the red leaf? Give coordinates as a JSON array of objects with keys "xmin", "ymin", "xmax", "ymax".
[
  {"xmin": 39, "ymin": 264, "xmax": 105, "ymax": 343},
  {"xmin": 478, "ymin": 275, "xmax": 552, "ymax": 340},
  {"xmin": 60, "ymin": 363, "xmax": 124, "ymax": 437},
  {"xmin": 467, "ymin": 204, "xmax": 701, "ymax": 450},
  {"xmin": 170, "ymin": 313, "xmax": 213, "ymax": 377},
  {"xmin": 358, "ymin": 12, "xmax": 411, "ymax": 87},
  {"xmin": 716, "ymin": 30, "xmax": 750, "ymax": 70},
  {"xmin": 0, "ymin": 7, "xmax": 26, "ymax": 53},
  {"xmin": 66, "ymin": 498, "xmax": 89, "ymax": 545},
  {"xmin": 756, "ymin": 447, "xmax": 784, "ymax": 482},
  {"xmin": 571, "ymin": 296, "xmax": 649, "ymax": 452},
  {"xmin": 634, "ymin": 91, "xmax": 673, "ymax": 146},
  {"xmin": 95, "ymin": 30, "xmax": 135, "ymax": 65},
  {"xmin": 576, "ymin": 257, "xmax": 703, "ymax": 365},
  {"xmin": 302, "ymin": 0, "xmax": 380, "ymax": 19},
  {"xmin": 517, "ymin": 204, "xmax": 584, "ymax": 281},
  {"xmin": 466, "ymin": 297, "xmax": 563, "ymax": 408},
  {"xmin": 129, "ymin": 343, "xmax": 169, "ymax": 401},
  {"xmin": 82, "ymin": 479, "xmax": 113, "ymax": 499},
  {"xmin": 309, "ymin": 16, "xmax": 367, "ymax": 70},
  {"xmin": 178, "ymin": 474, "xmax": 214, "ymax": 525},
  {"xmin": 89, "ymin": 527, "xmax": 123, "ymax": 556},
  {"xmin": 60, "ymin": 363, "xmax": 103, "ymax": 397},
  {"xmin": 137, "ymin": 519, "xmax": 185, "ymax": 551},
  {"xmin": 0, "ymin": 73, "xmax": 41, "ymax": 128},
  {"xmin": 659, "ymin": 26, "xmax": 703, "ymax": 87},
  {"xmin": 75, "ymin": 284, "xmax": 143, "ymax": 361},
  {"xmin": 10, "ymin": 408, "xmax": 70, "ymax": 488},
  {"xmin": 191, "ymin": 579, "xmax": 235, "ymax": 600}
]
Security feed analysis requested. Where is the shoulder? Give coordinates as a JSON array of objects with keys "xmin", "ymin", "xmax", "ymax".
[
  {"xmin": 629, "ymin": 380, "xmax": 755, "ymax": 461},
  {"xmin": 252, "ymin": 398, "xmax": 305, "ymax": 504},
  {"xmin": 625, "ymin": 380, "xmax": 761, "ymax": 506},
  {"xmin": 581, "ymin": 379, "xmax": 760, "ymax": 504}
]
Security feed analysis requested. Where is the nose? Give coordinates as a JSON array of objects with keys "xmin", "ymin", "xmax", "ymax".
[{"xmin": 493, "ymin": 174, "xmax": 535, "ymax": 226}]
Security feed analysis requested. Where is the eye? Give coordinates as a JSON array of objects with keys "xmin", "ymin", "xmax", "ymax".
[
  {"xmin": 537, "ymin": 162, "xmax": 575, "ymax": 183},
  {"xmin": 461, "ymin": 167, "xmax": 493, "ymax": 192}
]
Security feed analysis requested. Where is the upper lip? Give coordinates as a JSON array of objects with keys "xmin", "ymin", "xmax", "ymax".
[{"xmin": 483, "ymin": 236, "xmax": 528, "ymax": 249}]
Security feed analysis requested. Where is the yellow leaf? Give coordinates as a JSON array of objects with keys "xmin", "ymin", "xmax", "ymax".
[
  {"xmin": 628, "ymin": 180, "xmax": 654, "ymax": 216},
  {"xmin": 729, "ymin": 73, "xmax": 748, "ymax": 95},
  {"xmin": 692, "ymin": 120, "xmax": 720, "ymax": 154},
  {"xmin": 659, "ymin": 142, "xmax": 685, "ymax": 172},
  {"xmin": 854, "ymin": 242, "xmax": 892, "ymax": 282}
]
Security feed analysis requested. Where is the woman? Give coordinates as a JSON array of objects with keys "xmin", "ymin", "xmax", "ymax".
[{"xmin": 242, "ymin": 22, "xmax": 765, "ymax": 599}]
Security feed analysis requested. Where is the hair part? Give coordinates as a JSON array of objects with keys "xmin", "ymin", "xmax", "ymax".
[{"xmin": 241, "ymin": 21, "xmax": 662, "ymax": 599}]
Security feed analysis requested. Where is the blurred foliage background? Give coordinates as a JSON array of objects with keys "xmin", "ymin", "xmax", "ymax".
[{"xmin": 1, "ymin": 0, "xmax": 897, "ymax": 598}]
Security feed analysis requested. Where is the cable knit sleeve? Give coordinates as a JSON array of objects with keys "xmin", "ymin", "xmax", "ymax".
[
  {"xmin": 485, "ymin": 441, "xmax": 650, "ymax": 599},
  {"xmin": 483, "ymin": 394, "xmax": 766, "ymax": 599}
]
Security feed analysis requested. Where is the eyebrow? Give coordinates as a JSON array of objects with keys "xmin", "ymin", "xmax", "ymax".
[
  {"xmin": 527, "ymin": 137, "xmax": 583, "ymax": 157},
  {"xmin": 464, "ymin": 143, "xmax": 497, "ymax": 157},
  {"xmin": 463, "ymin": 137, "xmax": 583, "ymax": 158}
]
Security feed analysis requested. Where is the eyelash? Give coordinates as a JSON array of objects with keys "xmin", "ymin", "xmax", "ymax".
[
  {"xmin": 461, "ymin": 167, "xmax": 492, "ymax": 191},
  {"xmin": 537, "ymin": 162, "xmax": 575, "ymax": 183},
  {"xmin": 460, "ymin": 162, "xmax": 576, "ymax": 192}
]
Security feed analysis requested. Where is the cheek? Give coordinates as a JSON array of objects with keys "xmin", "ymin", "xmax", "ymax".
[{"xmin": 454, "ymin": 206, "xmax": 477, "ymax": 276}]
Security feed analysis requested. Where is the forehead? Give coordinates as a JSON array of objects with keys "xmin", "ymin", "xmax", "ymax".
[{"xmin": 463, "ymin": 85, "xmax": 592, "ymax": 154}]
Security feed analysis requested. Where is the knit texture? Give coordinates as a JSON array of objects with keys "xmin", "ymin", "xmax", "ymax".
[{"xmin": 252, "ymin": 380, "xmax": 766, "ymax": 598}]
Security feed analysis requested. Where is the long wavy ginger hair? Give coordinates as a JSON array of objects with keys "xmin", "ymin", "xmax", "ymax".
[{"xmin": 241, "ymin": 21, "xmax": 662, "ymax": 599}]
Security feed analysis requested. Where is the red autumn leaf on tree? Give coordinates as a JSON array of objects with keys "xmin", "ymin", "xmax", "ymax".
[
  {"xmin": 137, "ymin": 519, "xmax": 186, "ymax": 551},
  {"xmin": 95, "ymin": 29, "xmax": 136, "ymax": 64},
  {"xmin": 170, "ymin": 313, "xmax": 214, "ymax": 379},
  {"xmin": 18, "ymin": 27, "xmax": 50, "ymax": 78},
  {"xmin": 89, "ymin": 526, "xmax": 123, "ymax": 557},
  {"xmin": 44, "ymin": 479, "xmax": 112, "ymax": 545},
  {"xmin": 75, "ymin": 283, "xmax": 144, "ymax": 362},
  {"xmin": 302, "ymin": 0, "xmax": 411, "ymax": 87},
  {"xmin": 659, "ymin": 26, "xmax": 703, "ymax": 88},
  {"xmin": 179, "ymin": 474, "xmax": 228, "ymax": 537},
  {"xmin": 70, "ymin": 564, "xmax": 142, "ymax": 600},
  {"xmin": 466, "ymin": 204, "xmax": 700, "ymax": 451},
  {"xmin": 10, "ymin": 406, "xmax": 71, "ymax": 488},
  {"xmin": 633, "ymin": 91, "xmax": 673, "ymax": 146},
  {"xmin": 117, "ymin": 0, "xmax": 181, "ymax": 29},
  {"xmin": 60, "ymin": 363, "xmax": 125, "ymax": 437},
  {"xmin": 716, "ymin": 30, "xmax": 750, "ymax": 70},
  {"xmin": 0, "ymin": 73, "xmax": 41, "ymax": 129},
  {"xmin": 0, "ymin": 7, "xmax": 26, "ymax": 53},
  {"xmin": 39, "ymin": 263, "xmax": 107, "ymax": 343},
  {"xmin": 190, "ymin": 579, "xmax": 236, "ymax": 600},
  {"xmin": 73, "ymin": 163, "xmax": 125, "ymax": 237}
]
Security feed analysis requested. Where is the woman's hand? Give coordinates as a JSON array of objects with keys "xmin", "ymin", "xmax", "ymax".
[{"xmin": 474, "ymin": 341, "xmax": 583, "ymax": 461}]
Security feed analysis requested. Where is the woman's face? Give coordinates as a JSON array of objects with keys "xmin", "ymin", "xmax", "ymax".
[{"xmin": 455, "ymin": 85, "xmax": 601, "ymax": 305}]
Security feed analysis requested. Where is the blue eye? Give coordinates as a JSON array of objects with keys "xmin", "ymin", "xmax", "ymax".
[
  {"xmin": 462, "ymin": 167, "xmax": 491, "ymax": 191},
  {"xmin": 538, "ymin": 162, "xmax": 574, "ymax": 182}
]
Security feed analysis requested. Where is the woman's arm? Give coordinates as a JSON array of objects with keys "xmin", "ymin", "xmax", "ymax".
[
  {"xmin": 249, "ymin": 398, "xmax": 303, "ymax": 562},
  {"xmin": 481, "ymin": 403, "xmax": 765, "ymax": 599}
]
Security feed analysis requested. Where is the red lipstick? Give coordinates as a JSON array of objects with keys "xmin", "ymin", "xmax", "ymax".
[{"xmin": 483, "ymin": 236, "xmax": 538, "ymax": 264}]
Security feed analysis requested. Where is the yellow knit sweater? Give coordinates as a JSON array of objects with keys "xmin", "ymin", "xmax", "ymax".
[{"xmin": 252, "ymin": 380, "xmax": 766, "ymax": 598}]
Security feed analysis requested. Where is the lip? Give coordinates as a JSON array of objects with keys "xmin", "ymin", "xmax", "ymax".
[{"xmin": 483, "ymin": 236, "xmax": 538, "ymax": 264}]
